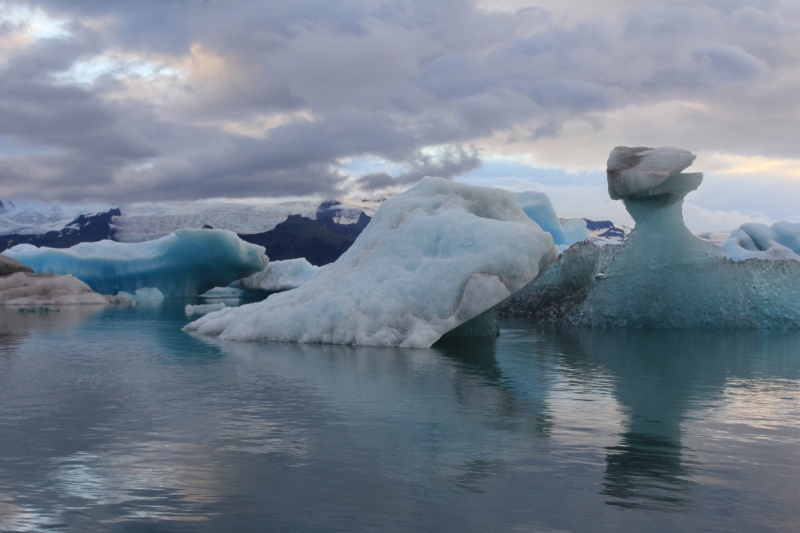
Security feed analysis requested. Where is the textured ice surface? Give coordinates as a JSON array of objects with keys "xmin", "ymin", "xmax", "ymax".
[
  {"xmin": 722, "ymin": 221, "xmax": 800, "ymax": 262},
  {"xmin": 231, "ymin": 258, "xmax": 320, "ymax": 293},
  {"xmin": 186, "ymin": 302, "xmax": 227, "ymax": 316},
  {"xmin": 186, "ymin": 177, "xmax": 557, "ymax": 348},
  {"xmin": 607, "ymin": 146, "xmax": 696, "ymax": 200},
  {"xmin": 0, "ymin": 272, "xmax": 108, "ymax": 306},
  {"xmin": 500, "ymin": 146, "xmax": 800, "ymax": 329},
  {"xmin": 3, "ymin": 229, "xmax": 267, "ymax": 297},
  {"xmin": 0, "ymin": 255, "xmax": 33, "ymax": 276}
]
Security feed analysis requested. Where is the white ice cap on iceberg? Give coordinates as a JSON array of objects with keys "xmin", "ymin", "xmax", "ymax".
[{"xmin": 607, "ymin": 146, "xmax": 696, "ymax": 200}]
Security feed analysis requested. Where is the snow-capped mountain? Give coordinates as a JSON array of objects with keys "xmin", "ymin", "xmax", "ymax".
[{"xmin": 0, "ymin": 197, "xmax": 383, "ymax": 248}]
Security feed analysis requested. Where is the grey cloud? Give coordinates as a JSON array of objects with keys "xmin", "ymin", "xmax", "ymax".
[
  {"xmin": 1, "ymin": 0, "xmax": 800, "ymax": 201},
  {"xmin": 357, "ymin": 146, "xmax": 481, "ymax": 191}
]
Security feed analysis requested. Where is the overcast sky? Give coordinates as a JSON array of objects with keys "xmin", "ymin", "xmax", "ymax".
[{"xmin": 1, "ymin": 0, "xmax": 799, "ymax": 229}]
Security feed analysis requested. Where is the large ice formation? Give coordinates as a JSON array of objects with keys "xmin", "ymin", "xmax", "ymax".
[
  {"xmin": 514, "ymin": 191, "xmax": 588, "ymax": 247},
  {"xmin": 3, "ymin": 229, "xmax": 267, "ymax": 297},
  {"xmin": 186, "ymin": 177, "xmax": 557, "ymax": 348},
  {"xmin": 722, "ymin": 221, "xmax": 800, "ymax": 262},
  {"xmin": 230, "ymin": 258, "xmax": 321, "ymax": 293},
  {"xmin": 499, "ymin": 146, "xmax": 800, "ymax": 328}
]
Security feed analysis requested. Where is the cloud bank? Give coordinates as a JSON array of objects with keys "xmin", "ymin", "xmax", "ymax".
[{"xmin": 0, "ymin": 0, "xmax": 799, "ymax": 206}]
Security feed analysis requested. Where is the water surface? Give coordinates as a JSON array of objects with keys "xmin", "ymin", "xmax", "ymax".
[{"xmin": 1, "ymin": 303, "xmax": 799, "ymax": 532}]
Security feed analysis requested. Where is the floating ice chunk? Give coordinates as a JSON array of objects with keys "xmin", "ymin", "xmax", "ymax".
[
  {"xmin": 104, "ymin": 294, "xmax": 137, "ymax": 306},
  {"xmin": 607, "ymin": 146, "xmax": 696, "ymax": 200},
  {"xmin": 186, "ymin": 177, "xmax": 557, "ymax": 348},
  {"xmin": 185, "ymin": 302, "xmax": 227, "ymax": 316},
  {"xmin": 514, "ymin": 192, "xmax": 569, "ymax": 245},
  {"xmin": 0, "ymin": 272, "xmax": 108, "ymax": 306},
  {"xmin": 722, "ymin": 222, "xmax": 800, "ymax": 262},
  {"xmin": 230, "ymin": 258, "xmax": 320, "ymax": 293},
  {"xmin": 117, "ymin": 287, "xmax": 165, "ymax": 302},
  {"xmin": 3, "ymin": 229, "xmax": 267, "ymax": 297},
  {"xmin": 500, "ymin": 146, "xmax": 800, "ymax": 329},
  {"xmin": 200, "ymin": 287, "xmax": 247, "ymax": 298}
]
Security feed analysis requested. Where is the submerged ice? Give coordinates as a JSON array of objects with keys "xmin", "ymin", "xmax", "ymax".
[
  {"xmin": 3, "ymin": 229, "xmax": 267, "ymax": 297},
  {"xmin": 186, "ymin": 177, "xmax": 557, "ymax": 348},
  {"xmin": 499, "ymin": 146, "xmax": 800, "ymax": 329}
]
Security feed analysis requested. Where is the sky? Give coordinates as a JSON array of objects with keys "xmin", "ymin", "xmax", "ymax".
[{"xmin": 1, "ymin": 0, "xmax": 800, "ymax": 229}]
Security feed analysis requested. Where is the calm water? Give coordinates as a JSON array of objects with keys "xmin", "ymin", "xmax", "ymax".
[{"xmin": 2, "ymin": 303, "xmax": 800, "ymax": 532}]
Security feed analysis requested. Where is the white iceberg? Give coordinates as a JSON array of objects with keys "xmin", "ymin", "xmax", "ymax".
[
  {"xmin": 230, "ymin": 258, "xmax": 321, "ymax": 293},
  {"xmin": 2, "ymin": 229, "xmax": 267, "ymax": 297},
  {"xmin": 117, "ymin": 287, "xmax": 165, "ymax": 302},
  {"xmin": 722, "ymin": 221, "xmax": 800, "ymax": 262},
  {"xmin": 499, "ymin": 146, "xmax": 800, "ymax": 329},
  {"xmin": 186, "ymin": 177, "xmax": 557, "ymax": 348}
]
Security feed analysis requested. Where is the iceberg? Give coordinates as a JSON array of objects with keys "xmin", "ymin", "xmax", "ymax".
[
  {"xmin": 722, "ymin": 221, "xmax": 800, "ymax": 262},
  {"xmin": 1, "ymin": 255, "xmax": 32, "ymax": 276},
  {"xmin": 2, "ymin": 229, "xmax": 267, "ymax": 297},
  {"xmin": 185, "ymin": 302, "xmax": 227, "ymax": 316},
  {"xmin": 1, "ymin": 272, "xmax": 109, "ymax": 306},
  {"xmin": 186, "ymin": 177, "xmax": 557, "ymax": 348},
  {"xmin": 499, "ymin": 146, "xmax": 800, "ymax": 329},
  {"xmin": 514, "ymin": 191, "xmax": 588, "ymax": 247},
  {"xmin": 230, "ymin": 258, "xmax": 321, "ymax": 293}
]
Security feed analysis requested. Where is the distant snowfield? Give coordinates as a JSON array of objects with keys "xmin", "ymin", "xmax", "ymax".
[
  {"xmin": 0, "ymin": 197, "xmax": 384, "ymax": 242},
  {"xmin": 0, "ymin": 195, "xmax": 745, "ymax": 248}
]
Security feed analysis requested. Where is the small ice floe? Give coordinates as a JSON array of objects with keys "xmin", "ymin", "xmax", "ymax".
[
  {"xmin": 117, "ymin": 287, "xmax": 165, "ymax": 302},
  {"xmin": 185, "ymin": 302, "xmax": 227, "ymax": 316}
]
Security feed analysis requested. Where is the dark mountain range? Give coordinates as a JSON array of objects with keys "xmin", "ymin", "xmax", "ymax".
[
  {"xmin": 584, "ymin": 219, "xmax": 628, "ymax": 241},
  {"xmin": 238, "ymin": 213, "xmax": 371, "ymax": 266},
  {"xmin": 0, "ymin": 208, "xmax": 120, "ymax": 253}
]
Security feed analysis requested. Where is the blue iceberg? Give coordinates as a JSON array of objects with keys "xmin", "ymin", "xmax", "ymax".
[
  {"xmin": 3, "ymin": 229, "xmax": 268, "ymax": 297},
  {"xmin": 514, "ymin": 191, "xmax": 588, "ymax": 247}
]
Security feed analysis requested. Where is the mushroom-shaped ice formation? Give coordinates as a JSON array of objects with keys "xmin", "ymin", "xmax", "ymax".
[{"xmin": 499, "ymin": 146, "xmax": 800, "ymax": 328}]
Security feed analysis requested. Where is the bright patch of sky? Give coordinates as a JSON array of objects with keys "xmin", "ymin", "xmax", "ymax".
[
  {"xmin": 54, "ymin": 54, "xmax": 180, "ymax": 85},
  {"xmin": 342, "ymin": 156, "xmax": 406, "ymax": 179},
  {"xmin": 0, "ymin": 4, "xmax": 69, "ymax": 39}
]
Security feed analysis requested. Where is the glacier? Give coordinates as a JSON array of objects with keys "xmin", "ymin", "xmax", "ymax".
[
  {"xmin": 499, "ymin": 146, "xmax": 800, "ymax": 329},
  {"xmin": 514, "ymin": 191, "xmax": 588, "ymax": 247},
  {"xmin": 3, "ymin": 229, "xmax": 268, "ymax": 298},
  {"xmin": 186, "ymin": 177, "xmax": 557, "ymax": 348},
  {"xmin": 230, "ymin": 258, "xmax": 321, "ymax": 293},
  {"xmin": 722, "ymin": 221, "xmax": 800, "ymax": 262}
]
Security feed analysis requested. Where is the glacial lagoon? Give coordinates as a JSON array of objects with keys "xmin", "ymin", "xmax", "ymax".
[{"xmin": 2, "ymin": 302, "xmax": 800, "ymax": 532}]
